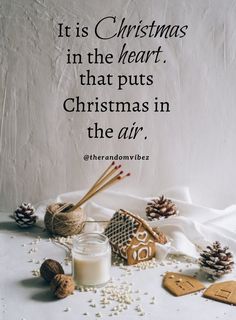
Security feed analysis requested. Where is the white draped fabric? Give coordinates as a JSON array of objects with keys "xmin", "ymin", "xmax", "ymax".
[{"xmin": 36, "ymin": 187, "xmax": 236, "ymax": 260}]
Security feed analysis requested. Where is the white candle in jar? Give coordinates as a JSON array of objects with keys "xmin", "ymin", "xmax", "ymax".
[{"xmin": 72, "ymin": 233, "xmax": 111, "ymax": 287}]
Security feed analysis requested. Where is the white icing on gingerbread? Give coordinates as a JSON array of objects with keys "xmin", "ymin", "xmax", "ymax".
[
  {"xmin": 135, "ymin": 230, "xmax": 148, "ymax": 242},
  {"xmin": 149, "ymin": 246, "xmax": 152, "ymax": 255},
  {"xmin": 131, "ymin": 239, "xmax": 154, "ymax": 249},
  {"xmin": 137, "ymin": 247, "xmax": 149, "ymax": 260},
  {"xmin": 132, "ymin": 250, "xmax": 137, "ymax": 260}
]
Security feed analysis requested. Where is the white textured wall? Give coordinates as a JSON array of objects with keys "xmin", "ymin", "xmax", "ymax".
[{"xmin": 1, "ymin": 0, "xmax": 236, "ymax": 211}]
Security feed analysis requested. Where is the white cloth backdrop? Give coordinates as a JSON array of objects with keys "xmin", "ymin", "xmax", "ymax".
[
  {"xmin": 36, "ymin": 187, "xmax": 236, "ymax": 260},
  {"xmin": 1, "ymin": 0, "xmax": 236, "ymax": 212}
]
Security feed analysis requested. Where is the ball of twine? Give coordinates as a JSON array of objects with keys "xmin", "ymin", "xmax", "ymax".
[{"xmin": 44, "ymin": 203, "xmax": 86, "ymax": 237}]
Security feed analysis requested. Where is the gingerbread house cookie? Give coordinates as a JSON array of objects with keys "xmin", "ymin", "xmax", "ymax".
[
  {"xmin": 203, "ymin": 281, "xmax": 236, "ymax": 305},
  {"xmin": 104, "ymin": 209, "xmax": 163, "ymax": 265}
]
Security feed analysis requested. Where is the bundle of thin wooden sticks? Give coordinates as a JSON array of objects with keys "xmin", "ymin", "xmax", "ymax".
[{"xmin": 56, "ymin": 162, "xmax": 130, "ymax": 214}]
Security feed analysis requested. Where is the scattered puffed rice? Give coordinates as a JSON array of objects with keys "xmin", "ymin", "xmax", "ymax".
[
  {"xmin": 31, "ymin": 269, "xmax": 40, "ymax": 277},
  {"xmin": 96, "ymin": 313, "xmax": 102, "ymax": 317},
  {"xmin": 64, "ymin": 307, "xmax": 71, "ymax": 312}
]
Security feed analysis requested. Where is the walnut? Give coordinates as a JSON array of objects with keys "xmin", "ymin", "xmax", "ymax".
[
  {"xmin": 40, "ymin": 259, "xmax": 64, "ymax": 283},
  {"xmin": 51, "ymin": 274, "xmax": 75, "ymax": 299},
  {"xmin": 152, "ymin": 227, "xmax": 168, "ymax": 245}
]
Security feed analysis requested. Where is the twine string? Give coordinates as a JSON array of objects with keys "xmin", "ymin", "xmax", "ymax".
[{"xmin": 45, "ymin": 203, "xmax": 86, "ymax": 237}]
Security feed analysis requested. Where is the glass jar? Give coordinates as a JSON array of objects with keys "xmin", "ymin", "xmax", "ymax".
[{"xmin": 72, "ymin": 233, "xmax": 111, "ymax": 287}]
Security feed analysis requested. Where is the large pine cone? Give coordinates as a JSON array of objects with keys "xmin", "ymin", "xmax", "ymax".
[
  {"xmin": 199, "ymin": 241, "xmax": 234, "ymax": 278},
  {"xmin": 14, "ymin": 202, "xmax": 37, "ymax": 228},
  {"xmin": 146, "ymin": 195, "xmax": 179, "ymax": 221}
]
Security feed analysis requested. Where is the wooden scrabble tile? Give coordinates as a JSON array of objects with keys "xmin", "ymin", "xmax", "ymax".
[
  {"xmin": 163, "ymin": 272, "xmax": 205, "ymax": 296},
  {"xmin": 203, "ymin": 281, "xmax": 236, "ymax": 305}
]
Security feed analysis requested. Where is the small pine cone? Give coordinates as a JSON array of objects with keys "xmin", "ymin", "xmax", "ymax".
[
  {"xmin": 199, "ymin": 241, "xmax": 234, "ymax": 279},
  {"xmin": 14, "ymin": 202, "xmax": 37, "ymax": 228},
  {"xmin": 146, "ymin": 195, "xmax": 179, "ymax": 221}
]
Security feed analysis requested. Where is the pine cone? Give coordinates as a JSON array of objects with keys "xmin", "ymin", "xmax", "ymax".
[
  {"xmin": 14, "ymin": 202, "xmax": 37, "ymax": 228},
  {"xmin": 146, "ymin": 195, "xmax": 179, "ymax": 221},
  {"xmin": 199, "ymin": 241, "xmax": 234, "ymax": 279}
]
